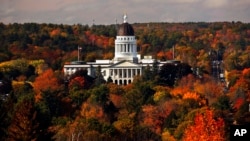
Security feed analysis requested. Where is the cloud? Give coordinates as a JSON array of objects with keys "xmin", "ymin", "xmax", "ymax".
[
  {"xmin": 0, "ymin": 0, "xmax": 249, "ymax": 24},
  {"xmin": 203, "ymin": 0, "xmax": 228, "ymax": 8}
]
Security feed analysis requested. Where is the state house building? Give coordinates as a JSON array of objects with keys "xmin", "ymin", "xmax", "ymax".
[{"xmin": 64, "ymin": 14, "xmax": 179, "ymax": 85}]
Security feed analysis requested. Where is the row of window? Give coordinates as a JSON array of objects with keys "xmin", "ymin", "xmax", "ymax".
[
  {"xmin": 114, "ymin": 79, "xmax": 132, "ymax": 85},
  {"xmin": 117, "ymin": 37, "xmax": 135, "ymax": 41},
  {"xmin": 64, "ymin": 67, "xmax": 86, "ymax": 75},
  {"xmin": 109, "ymin": 69, "xmax": 141, "ymax": 78},
  {"xmin": 116, "ymin": 44, "xmax": 136, "ymax": 53}
]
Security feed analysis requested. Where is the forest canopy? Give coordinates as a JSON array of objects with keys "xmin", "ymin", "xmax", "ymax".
[{"xmin": 0, "ymin": 21, "xmax": 250, "ymax": 140}]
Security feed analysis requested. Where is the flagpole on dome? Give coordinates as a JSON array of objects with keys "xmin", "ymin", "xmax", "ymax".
[{"xmin": 123, "ymin": 13, "xmax": 127, "ymax": 23}]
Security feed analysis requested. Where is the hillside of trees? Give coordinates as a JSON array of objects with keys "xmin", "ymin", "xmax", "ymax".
[{"xmin": 0, "ymin": 22, "xmax": 250, "ymax": 140}]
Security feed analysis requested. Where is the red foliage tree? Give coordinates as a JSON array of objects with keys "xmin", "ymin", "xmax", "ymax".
[
  {"xmin": 182, "ymin": 109, "xmax": 225, "ymax": 141},
  {"xmin": 68, "ymin": 76, "xmax": 86, "ymax": 90},
  {"xmin": 33, "ymin": 69, "xmax": 61, "ymax": 101}
]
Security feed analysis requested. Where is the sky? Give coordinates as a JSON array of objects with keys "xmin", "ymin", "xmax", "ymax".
[{"xmin": 1, "ymin": 0, "xmax": 250, "ymax": 25}]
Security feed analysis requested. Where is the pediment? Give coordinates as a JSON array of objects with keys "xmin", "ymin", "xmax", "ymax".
[{"xmin": 110, "ymin": 61, "xmax": 141, "ymax": 68}]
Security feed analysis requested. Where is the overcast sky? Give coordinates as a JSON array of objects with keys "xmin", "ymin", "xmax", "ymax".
[{"xmin": 1, "ymin": 0, "xmax": 250, "ymax": 25}]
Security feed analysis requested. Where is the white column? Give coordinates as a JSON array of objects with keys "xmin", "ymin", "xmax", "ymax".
[
  {"xmin": 130, "ymin": 69, "xmax": 133, "ymax": 78},
  {"xmin": 126, "ymin": 69, "xmax": 128, "ymax": 78},
  {"xmin": 122, "ymin": 69, "xmax": 124, "ymax": 78}
]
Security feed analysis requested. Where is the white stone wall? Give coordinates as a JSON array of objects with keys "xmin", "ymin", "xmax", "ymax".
[{"xmin": 114, "ymin": 35, "xmax": 137, "ymax": 61}]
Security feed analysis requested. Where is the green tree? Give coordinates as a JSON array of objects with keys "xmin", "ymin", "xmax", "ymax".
[
  {"xmin": 0, "ymin": 93, "xmax": 15, "ymax": 141},
  {"xmin": 94, "ymin": 65, "xmax": 106, "ymax": 86},
  {"xmin": 212, "ymin": 95, "xmax": 231, "ymax": 111}
]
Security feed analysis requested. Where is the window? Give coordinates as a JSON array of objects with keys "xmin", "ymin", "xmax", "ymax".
[
  {"xmin": 103, "ymin": 70, "xmax": 106, "ymax": 76},
  {"xmin": 137, "ymin": 69, "xmax": 140, "ymax": 75},
  {"xmin": 110, "ymin": 69, "xmax": 113, "ymax": 76},
  {"xmin": 124, "ymin": 80, "xmax": 127, "ymax": 85}
]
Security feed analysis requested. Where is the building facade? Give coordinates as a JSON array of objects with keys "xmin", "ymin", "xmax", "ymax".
[{"xmin": 64, "ymin": 14, "xmax": 179, "ymax": 85}]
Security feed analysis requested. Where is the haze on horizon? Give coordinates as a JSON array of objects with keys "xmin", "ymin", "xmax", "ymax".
[{"xmin": 1, "ymin": 0, "xmax": 250, "ymax": 25}]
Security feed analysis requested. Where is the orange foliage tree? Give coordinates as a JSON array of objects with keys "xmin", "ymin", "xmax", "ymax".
[
  {"xmin": 157, "ymin": 51, "xmax": 165, "ymax": 60},
  {"xmin": 80, "ymin": 101, "xmax": 107, "ymax": 122},
  {"xmin": 229, "ymin": 68, "xmax": 250, "ymax": 109},
  {"xmin": 33, "ymin": 69, "xmax": 61, "ymax": 101},
  {"xmin": 141, "ymin": 102, "xmax": 173, "ymax": 134},
  {"xmin": 171, "ymin": 74, "xmax": 224, "ymax": 105},
  {"xmin": 182, "ymin": 109, "xmax": 225, "ymax": 141},
  {"xmin": 171, "ymin": 74, "xmax": 196, "ymax": 97}
]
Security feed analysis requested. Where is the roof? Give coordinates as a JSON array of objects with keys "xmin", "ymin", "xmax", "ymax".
[
  {"xmin": 118, "ymin": 23, "xmax": 134, "ymax": 36},
  {"xmin": 109, "ymin": 60, "xmax": 141, "ymax": 68}
]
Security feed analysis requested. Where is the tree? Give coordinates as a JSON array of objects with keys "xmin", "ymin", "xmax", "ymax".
[
  {"xmin": 182, "ymin": 109, "xmax": 225, "ymax": 141},
  {"xmin": 33, "ymin": 69, "xmax": 61, "ymax": 101},
  {"xmin": 90, "ymin": 84, "xmax": 109, "ymax": 107},
  {"xmin": 158, "ymin": 63, "xmax": 192, "ymax": 86},
  {"xmin": 0, "ymin": 92, "xmax": 15, "ymax": 141},
  {"xmin": 212, "ymin": 95, "xmax": 231, "ymax": 111},
  {"xmin": 7, "ymin": 94, "xmax": 39, "ymax": 141},
  {"xmin": 142, "ymin": 65, "xmax": 152, "ymax": 81},
  {"xmin": 94, "ymin": 65, "xmax": 106, "ymax": 86},
  {"xmin": 80, "ymin": 101, "xmax": 107, "ymax": 122},
  {"xmin": 68, "ymin": 76, "xmax": 87, "ymax": 90},
  {"xmin": 141, "ymin": 102, "xmax": 173, "ymax": 134},
  {"xmin": 69, "ymin": 69, "xmax": 94, "ymax": 89},
  {"xmin": 0, "ymin": 77, "xmax": 12, "ymax": 95},
  {"xmin": 123, "ymin": 88, "xmax": 144, "ymax": 113}
]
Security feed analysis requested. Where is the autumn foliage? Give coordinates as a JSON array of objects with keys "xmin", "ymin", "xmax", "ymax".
[
  {"xmin": 1, "ymin": 22, "xmax": 250, "ymax": 140},
  {"xmin": 33, "ymin": 69, "xmax": 60, "ymax": 101},
  {"xmin": 141, "ymin": 102, "xmax": 173, "ymax": 134},
  {"xmin": 182, "ymin": 109, "xmax": 225, "ymax": 141},
  {"xmin": 7, "ymin": 96, "xmax": 38, "ymax": 141},
  {"xmin": 68, "ymin": 76, "xmax": 86, "ymax": 90}
]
